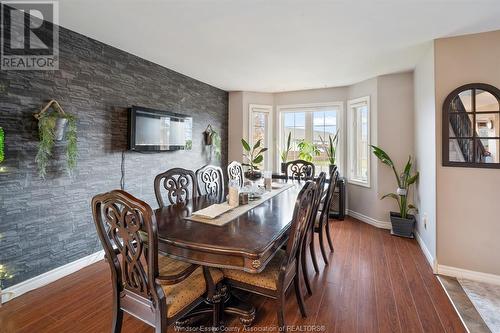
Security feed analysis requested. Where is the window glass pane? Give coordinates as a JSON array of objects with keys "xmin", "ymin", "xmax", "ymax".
[
  {"xmin": 449, "ymin": 139, "xmax": 473, "ymax": 162},
  {"xmin": 476, "ymin": 139, "xmax": 500, "ymax": 163},
  {"xmin": 476, "ymin": 113, "xmax": 500, "ymax": 137},
  {"xmin": 251, "ymin": 111, "xmax": 269, "ymax": 169},
  {"xmin": 312, "ymin": 110, "xmax": 338, "ymax": 175},
  {"xmin": 283, "ymin": 112, "xmax": 306, "ymax": 161},
  {"xmin": 449, "ymin": 113, "xmax": 473, "ymax": 137},
  {"xmin": 476, "ymin": 89, "xmax": 499, "ymax": 112},
  {"xmin": 452, "ymin": 90, "xmax": 473, "ymax": 112},
  {"xmin": 352, "ymin": 105, "xmax": 368, "ymax": 182}
]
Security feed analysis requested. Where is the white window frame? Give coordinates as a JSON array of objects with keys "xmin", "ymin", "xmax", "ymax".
[
  {"xmin": 249, "ymin": 104, "xmax": 273, "ymax": 171},
  {"xmin": 347, "ymin": 96, "xmax": 371, "ymax": 187},
  {"xmin": 276, "ymin": 102, "xmax": 344, "ymax": 175}
]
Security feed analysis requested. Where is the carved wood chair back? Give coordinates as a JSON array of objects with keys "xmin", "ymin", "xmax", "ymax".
[
  {"xmin": 154, "ymin": 168, "xmax": 197, "ymax": 207},
  {"xmin": 284, "ymin": 159, "xmax": 315, "ymax": 182},
  {"xmin": 196, "ymin": 165, "xmax": 224, "ymax": 198},
  {"xmin": 227, "ymin": 161, "xmax": 244, "ymax": 188}
]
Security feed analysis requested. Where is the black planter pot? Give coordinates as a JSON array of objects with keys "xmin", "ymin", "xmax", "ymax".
[
  {"xmin": 244, "ymin": 171, "xmax": 262, "ymax": 181},
  {"xmin": 390, "ymin": 212, "xmax": 415, "ymax": 238},
  {"xmin": 281, "ymin": 162, "xmax": 287, "ymax": 174},
  {"xmin": 329, "ymin": 164, "xmax": 336, "ymax": 175}
]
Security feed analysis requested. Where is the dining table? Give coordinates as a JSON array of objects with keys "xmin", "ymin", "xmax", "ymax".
[{"xmin": 154, "ymin": 181, "xmax": 304, "ymax": 326}]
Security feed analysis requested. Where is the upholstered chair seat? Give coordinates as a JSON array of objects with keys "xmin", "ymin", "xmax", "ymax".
[
  {"xmin": 222, "ymin": 250, "xmax": 286, "ymax": 291},
  {"xmin": 158, "ymin": 256, "xmax": 224, "ymax": 318}
]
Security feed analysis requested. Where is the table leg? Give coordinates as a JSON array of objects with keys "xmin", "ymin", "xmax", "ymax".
[{"xmin": 221, "ymin": 285, "xmax": 256, "ymax": 327}]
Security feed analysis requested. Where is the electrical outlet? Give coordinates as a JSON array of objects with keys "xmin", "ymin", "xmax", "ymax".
[{"xmin": 423, "ymin": 213, "xmax": 428, "ymax": 230}]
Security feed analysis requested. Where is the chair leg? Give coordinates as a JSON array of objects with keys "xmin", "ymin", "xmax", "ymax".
[
  {"xmin": 309, "ymin": 239, "xmax": 320, "ymax": 273},
  {"xmin": 294, "ymin": 274, "xmax": 307, "ymax": 318},
  {"xmin": 318, "ymin": 226, "xmax": 329, "ymax": 265},
  {"xmin": 326, "ymin": 220, "xmax": 334, "ymax": 253},
  {"xmin": 301, "ymin": 243, "xmax": 313, "ymax": 296},
  {"xmin": 112, "ymin": 308, "xmax": 123, "ymax": 333},
  {"xmin": 276, "ymin": 291, "xmax": 286, "ymax": 330}
]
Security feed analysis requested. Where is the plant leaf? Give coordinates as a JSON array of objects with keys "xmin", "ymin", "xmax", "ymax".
[
  {"xmin": 381, "ymin": 193, "xmax": 399, "ymax": 201},
  {"xmin": 253, "ymin": 139, "xmax": 261, "ymax": 150},
  {"xmin": 259, "ymin": 147, "xmax": 268, "ymax": 154},
  {"xmin": 241, "ymin": 139, "xmax": 251, "ymax": 151},
  {"xmin": 407, "ymin": 172, "xmax": 419, "ymax": 185},
  {"xmin": 370, "ymin": 145, "xmax": 394, "ymax": 167},
  {"xmin": 253, "ymin": 155, "xmax": 264, "ymax": 164}
]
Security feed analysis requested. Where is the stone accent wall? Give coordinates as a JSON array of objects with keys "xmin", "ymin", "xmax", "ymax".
[{"xmin": 0, "ymin": 21, "xmax": 228, "ymax": 288}]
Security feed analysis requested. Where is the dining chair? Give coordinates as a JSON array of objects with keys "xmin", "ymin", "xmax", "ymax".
[
  {"xmin": 301, "ymin": 172, "xmax": 326, "ymax": 295},
  {"xmin": 91, "ymin": 189, "xmax": 224, "ymax": 333},
  {"xmin": 284, "ymin": 159, "xmax": 315, "ymax": 182},
  {"xmin": 227, "ymin": 161, "xmax": 244, "ymax": 188},
  {"xmin": 314, "ymin": 167, "xmax": 340, "ymax": 264},
  {"xmin": 195, "ymin": 165, "xmax": 224, "ymax": 198},
  {"xmin": 154, "ymin": 168, "xmax": 197, "ymax": 207},
  {"xmin": 221, "ymin": 181, "xmax": 318, "ymax": 329}
]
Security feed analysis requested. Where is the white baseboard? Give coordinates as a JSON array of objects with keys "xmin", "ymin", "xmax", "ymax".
[
  {"xmin": 1, "ymin": 250, "xmax": 104, "ymax": 303},
  {"xmin": 347, "ymin": 209, "xmax": 391, "ymax": 229},
  {"xmin": 437, "ymin": 264, "xmax": 500, "ymax": 286},
  {"xmin": 415, "ymin": 231, "xmax": 437, "ymax": 273}
]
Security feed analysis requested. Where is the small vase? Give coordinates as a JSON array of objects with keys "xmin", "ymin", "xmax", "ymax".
[
  {"xmin": 54, "ymin": 118, "xmax": 68, "ymax": 141},
  {"xmin": 329, "ymin": 164, "xmax": 337, "ymax": 175}
]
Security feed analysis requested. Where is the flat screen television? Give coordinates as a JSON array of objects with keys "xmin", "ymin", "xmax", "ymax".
[{"xmin": 128, "ymin": 106, "xmax": 193, "ymax": 152}]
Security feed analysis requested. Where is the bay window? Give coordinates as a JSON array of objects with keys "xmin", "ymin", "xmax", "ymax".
[{"xmin": 278, "ymin": 103, "xmax": 343, "ymax": 175}]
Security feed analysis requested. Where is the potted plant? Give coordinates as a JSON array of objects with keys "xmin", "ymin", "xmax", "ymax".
[
  {"xmin": 280, "ymin": 132, "xmax": 292, "ymax": 173},
  {"xmin": 241, "ymin": 138, "xmax": 267, "ymax": 181},
  {"xmin": 371, "ymin": 145, "xmax": 419, "ymax": 238},
  {"xmin": 297, "ymin": 139, "xmax": 320, "ymax": 162},
  {"xmin": 203, "ymin": 125, "xmax": 221, "ymax": 161},
  {"xmin": 34, "ymin": 100, "xmax": 77, "ymax": 179},
  {"xmin": 320, "ymin": 129, "xmax": 340, "ymax": 174}
]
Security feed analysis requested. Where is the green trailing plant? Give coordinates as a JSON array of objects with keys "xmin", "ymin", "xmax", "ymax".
[
  {"xmin": 297, "ymin": 139, "xmax": 320, "ymax": 162},
  {"xmin": 0, "ymin": 127, "xmax": 4, "ymax": 163},
  {"xmin": 241, "ymin": 138, "xmax": 267, "ymax": 172},
  {"xmin": 35, "ymin": 112, "xmax": 78, "ymax": 178},
  {"xmin": 319, "ymin": 129, "xmax": 340, "ymax": 165},
  {"xmin": 211, "ymin": 130, "xmax": 221, "ymax": 161},
  {"xmin": 280, "ymin": 132, "xmax": 292, "ymax": 163},
  {"xmin": 370, "ymin": 145, "xmax": 419, "ymax": 219},
  {"xmin": 0, "ymin": 264, "xmax": 13, "ymax": 290}
]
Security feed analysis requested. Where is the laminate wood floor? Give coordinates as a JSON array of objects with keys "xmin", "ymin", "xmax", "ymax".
[{"xmin": 0, "ymin": 217, "xmax": 466, "ymax": 333}]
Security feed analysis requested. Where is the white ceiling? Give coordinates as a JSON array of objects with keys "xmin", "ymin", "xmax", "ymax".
[{"xmin": 57, "ymin": 0, "xmax": 500, "ymax": 92}]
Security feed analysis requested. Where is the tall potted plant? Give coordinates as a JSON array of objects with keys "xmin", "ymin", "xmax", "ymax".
[
  {"xmin": 371, "ymin": 145, "xmax": 419, "ymax": 238},
  {"xmin": 320, "ymin": 129, "xmax": 339, "ymax": 174},
  {"xmin": 280, "ymin": 132, "xmax": 292, "ymax": 173},
  {"xmin": 241, "ymin": 138, "xmax": 267, "ymax": 181}
]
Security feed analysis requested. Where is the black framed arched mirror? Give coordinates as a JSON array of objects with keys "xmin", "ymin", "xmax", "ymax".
[{"xmin": 443, "ymin": 83, "xmax": 500, "ymax": 168}]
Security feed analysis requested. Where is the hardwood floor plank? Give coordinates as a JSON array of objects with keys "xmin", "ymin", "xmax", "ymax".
[
  {"xmin": 393, "ymin": 236, "xmax": 445, "ymax": 333},
  {"xmin": 356, "ymin": 222, "xmax": 379, "ymax": 333},
  {"xmin": 0, "ymin": 217, "xmax": 466, "ymax": 333},
  {"xmin": 370, "ymin": 225, "xmax": 402, "ymax": 333},
  {"xmin": 381, "ymin": 229, "xmax": 424, "ymax": 333},
  {"xmin": 402, "ymin": 238, "xmax": 467, "ymax": 333}
]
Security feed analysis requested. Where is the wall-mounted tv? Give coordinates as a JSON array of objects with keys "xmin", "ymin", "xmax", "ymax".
[{"xmin": 128, "ymin": 106, "xmax": 193, "ymax": 152}]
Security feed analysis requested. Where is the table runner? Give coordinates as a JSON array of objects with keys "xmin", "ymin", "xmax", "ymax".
[{"xmin": 185, "ymin": 183, "xmax": 296, "ymax": 226}]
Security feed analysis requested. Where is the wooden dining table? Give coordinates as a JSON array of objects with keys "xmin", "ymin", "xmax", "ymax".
[{"xmin": 154, "ymin": 182, "xmax": 303, "ymax": 325}]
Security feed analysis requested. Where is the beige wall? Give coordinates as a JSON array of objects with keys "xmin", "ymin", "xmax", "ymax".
[
  {"xmin": 435, "ymin": 30, "xmax": 500, "ymax": 275},
  {"xmin": 414, "ymin": 43, "xmax": 437, "ymax": 260}
]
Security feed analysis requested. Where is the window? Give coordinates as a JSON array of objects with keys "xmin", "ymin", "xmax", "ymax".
[
  {"xmin": 279, "ymin": 103, "xmax": 342, "ymax": 175},
  {"xmin": 443, "ymin": 83, "xmax": 500, "ymax": 168},
  {"xmin": 249, "ymin": 104, "xmax": 272, "ymax": 170},
  {"xmin": 348, "ymin": 96, "xmax": 370, "ymax": 186}
]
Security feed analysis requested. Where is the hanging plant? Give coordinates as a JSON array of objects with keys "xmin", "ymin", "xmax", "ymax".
[
  {"xmin": 203, "ymin": 125, "xmax": 221, "ymax": 161},
  {"xmin": 34, "ymin": 100, "xmax": 78, "ymax": 178}
]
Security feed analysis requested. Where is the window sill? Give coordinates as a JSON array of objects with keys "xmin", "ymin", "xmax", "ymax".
[{"xmin": 347, "ymin": 178, "xmax": 370, "ymax": 188}]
